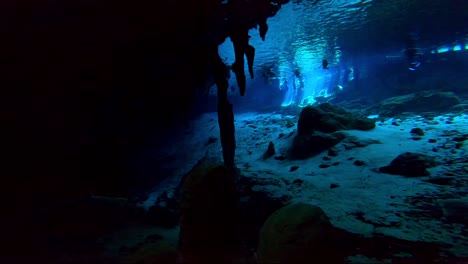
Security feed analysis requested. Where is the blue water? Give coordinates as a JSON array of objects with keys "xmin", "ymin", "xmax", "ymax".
[{"xmin": 217, "ymin": 0, "xmax": 467, "ymax": 108}]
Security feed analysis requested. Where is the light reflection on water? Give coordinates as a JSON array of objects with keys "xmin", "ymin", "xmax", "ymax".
[{"xmin": 219, "ymin": 0, "xmax": 467, "ymax": 105}]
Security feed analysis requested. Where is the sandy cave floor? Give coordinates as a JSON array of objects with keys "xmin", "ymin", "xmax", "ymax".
[{"xmin": 140, "ymin": 110, "xmax": 468, "ymax": 262}]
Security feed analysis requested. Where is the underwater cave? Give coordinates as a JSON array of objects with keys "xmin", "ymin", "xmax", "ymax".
[{"xmin": 3, "ymin": 0, "xmax": 468, "ymax": 263}]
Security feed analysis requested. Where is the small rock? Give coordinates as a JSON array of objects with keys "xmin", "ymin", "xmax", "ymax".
[
  {"xmin": 329, "ymin": 183, "xmax": 340, "ymax": 189},
  {"xmin": 319, "ymin": 164, "xmax": 330, "ymax": 168},
  {"xmin": 328, "ymin": 148, "xmax": 338, "ymax": 157},
  {"xmin": 290, "ymin": 166, "xmax": 299, "ymax": 172},
  {"xmin": 293, "ymin": 179, "xmax": 303, "ymax": 185},
  {"xmin": 332, "ymin": 162, "xmax": 340, "ymax": 166},
  {"xmin": 428, "ymin": 139, "xmax": 437, "ymax": 143},
  {"xmin": 392, "ymin": 121, "xmax": 400, "ymax": 126},
  {"xmin": 322, "ymin": 156, "xmax": 331, "ymax": 161},
  {"xmin": 278, "ymin": 133, "xmax": 284, "ymax": 139},
  {"xmin": 410, "ymin": 128, "xmax": 424, "ymax": 136},
  {"xmin": 424, "ymin": 176, "xmax": 455, "ymax": 186},
  {"xmin": 453, "ymin": 135, "xmax": 468, "ymax": 142},
  {"xmin": 379, "ymin": 152, "xmax": 438, "ymax": 177},
  {"xmin": 274, "ymin": 155, "xmax": 286, "ymax": 160},
  {"xmin": 354, "ymin": 160, "xmax": 365, "ymax": 166},
  {"xmin": 263, "ymin": 141, "xmax": 275, "ymax": 159}
]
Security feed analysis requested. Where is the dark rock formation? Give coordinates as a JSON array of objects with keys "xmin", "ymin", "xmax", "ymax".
[
  {"xmin": 146, "ymin": 192, "xmax": 180, "ymax": 228},
  {"xmin": 290, "ymin": 103, "xmax": 375, "ymax": 159},
  {"xmin": 263, "ymin": 141, "xmax": 276, "ymax": 159},
  {"xmin": 354, "ymin": 160, "xmax": 366, "ymax": 166},
  {"xmin": 225, "ymin": 0, "xmax": 287, "ymax": 96},
  {"xmin": 289, "ymin": 165, "xmax": 299, "ymax": 172},
  {"xmin": 238, "ymin": 177, "xmax": 288, "ymax": 257},
  {"xmin": 367, "ymin": 91, "xmax": 461, "ymax": 117},
  {"xmin": 424, "ymin": 176, "xmax": 456, "ymax": 186},
  {"xmin": 410, "ymin": 127, "xmax": 425, "ymax": 136},
  {"xmin": 178, "ymin": 159, "xmax": 241, "ymax": 264},
  {"xmin": 291, "ymin": 131, "xmax": 346, "ymax": 159},
  {"xmin": 298, "ymin": 103, "xmax": 376, "ymax": 134},
  {"xmin": 256, "ymin": 203, "xmax": 342, "ymax": 264},
  {"xmin": 2, "ymin": 0, "xmax": 293, "ymax": 209},
  {"xmin": 379, "ymin": 152, "xmax": 439, "ymax": 177},
  {"xmin": 204, "ymin": 0, "xmax": 291, "ymax": 168},
  {"xmin": 342, "ymin": 136, "xmax": 382, "ymax": 150}
]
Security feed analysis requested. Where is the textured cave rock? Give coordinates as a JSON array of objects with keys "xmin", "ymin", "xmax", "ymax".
[
  {"xmin": 209, "ymin": 0, "xmax": 291, "ymax": 167},
  {"xmin": 290, "ymin": 103, "xmax": 375, "ymax": 159},
  {"xmin": 224, "ymin": 0, "xmax": 288, "ymax": 96},
  {"xmin": 178, "ymin": 159, "xmax": 241, "ymax": 264},
  {"xmin": 1, "ymin": 0, "xmax": 292, "ymax": 200},
  {"xmin": 290, "ymin": 131, "xmax": 346, "ymax": 159},
  {"xmin": 298, "ymin": 103, "xmax": 376, "ymax": 134},
  {"xmin": 379, "ymin": 152, "xmax": 439, "ymax": 177},
  {"xmin": 2, "ymin": 4, "xmax": 293, "ymax": 259},
  {"xmin": 256, "ymin": 203, "xmax": 342, "ymax": 264}
]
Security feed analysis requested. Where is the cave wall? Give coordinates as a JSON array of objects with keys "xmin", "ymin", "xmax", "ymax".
[
  {"xmin": 1, "ymin": 0, "xmax": 223, "ymax": 206},
  {"xmin": 1, "ymin": 0, "xmax": 291, "ymax": 208}
]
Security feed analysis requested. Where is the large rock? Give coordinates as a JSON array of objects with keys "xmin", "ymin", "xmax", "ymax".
[
  {"xmin": 178, "ymin": 159, "xmax": 241, "ymax": 264},
  {"xmin": 290, "ymin": 131, "xmax": 346, "ymax": 159},
  {"xmin": 298, "ymin": 103, "xmax": 376, "ymax": 134},
  {"xmin": 256, "ymin": 203, "xmax": 342, "ymax": 264},
  {"xmin": 291, "ymin": 103, "xmax": 374, "ymax": 159},
  {"xmin": 368, "ymin": 91, "xmax": 461, "ymax": 117},
  {"xmin": 379, "ymin": 152, "xmax": 439, "ymax": 177}
]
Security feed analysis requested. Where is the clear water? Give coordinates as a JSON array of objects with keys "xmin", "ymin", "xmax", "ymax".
[{"xmin": 219, "ymin": 0, "xmax": 468, "ymax": 107}]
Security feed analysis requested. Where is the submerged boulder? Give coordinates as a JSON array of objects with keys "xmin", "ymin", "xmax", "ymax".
[
  {"xmin": 291, "ymin": 103, "xmax": 374, "ymax": 158},
  {"xmin": 298, "ymin": 103, "xmax": 376, "ymax": 134},
  {"xmin": 256, "ymin": 203, "xmax": 342, "ymax": 264},
  {"xmin": 178, "ymin": 159, "xmax": 241, "ymax": 264},
  {"xmin": 291, "ymin": 131, "xmax": 346, "ymax": 159},
  {"xmin": 379, "ymin": 152, "xmax": 439, "ymax": 177}
]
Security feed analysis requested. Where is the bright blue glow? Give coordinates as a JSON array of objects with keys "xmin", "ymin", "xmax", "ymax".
[
  {"xmin": 280, "ymin": 69, "xmax": 333, "ymax": 107},
  {"xmin": 465, "ymin": 44, "xmax": 468, "ymax": 50},
  {"xmin": 437, "ymin": 46, "xmax": 450, "ymax": 53},
  {"xmin": 280, "ymin": 46, "xmax": 335, "ymax": 107},
  {"xmin": 453, "ymin": 45, "xmax": 462, "ymax": 51}
]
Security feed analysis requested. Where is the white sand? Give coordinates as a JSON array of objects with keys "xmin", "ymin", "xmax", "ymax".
[{"xmin": 143, "ymin": 111, "xmax": 468, "ymax": 259}]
